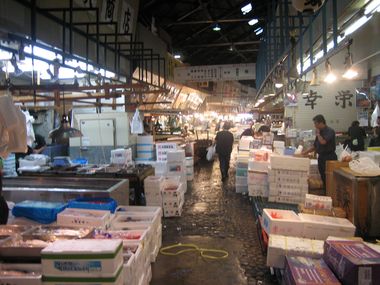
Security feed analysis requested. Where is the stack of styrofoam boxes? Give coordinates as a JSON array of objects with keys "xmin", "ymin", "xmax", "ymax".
[
  {"xmin": 185, "ymin": 156, "xmax": 194, "ymax": 181},
  {"xmin": 136, "ymin": 135, "xmax": 155, "ymax": 162},
  {"xmin": 41, "ymin": 239, "xmax": 124, "ymax": 285},
  {"xmin": 247, "ymin": 152, "xmax": 270, "ymax": 197},
  {"xmin": 144, "ymin": 176, "xmax": 164, "ymax": 207},
  {"xmin": 167, "ymin": 149, "xmax": 187, "ymax": 191},
  {"xmin": 236, "ymin": 152, "xmax": 249, "ymax": 194},
  {"xmin": 304, "ymin": 193, "xmax": 332, "ymax": 210},
  {"xmin": 273, "ymin": 140, "xmax": 285, "ymax": 155},
  {"xmin": 3, "ymin": 153, "xmax": 17, "ymax": 177},
  {"xmin": 112, "ymin": 206, "xmax": 162, "ymax": 260},
  {"xmin": 268, "ymin": 155, "xmax": 309, "ymax": 204},
  {"xmin": 162, "ymin": 176, "xmax": 184, "ymax": 217}
]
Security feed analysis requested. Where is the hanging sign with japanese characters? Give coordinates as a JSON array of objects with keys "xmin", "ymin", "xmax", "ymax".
[
  {"xmin": 101, "ymin": 0, "xmax": 120, "ymax": 22},
  {"xmin": 119, "ymin": 0, "xmax": 135, "ymax": 34},
  {"xmin": 292, "ymin": 80, "xmax": 362, "ymax": 132}
]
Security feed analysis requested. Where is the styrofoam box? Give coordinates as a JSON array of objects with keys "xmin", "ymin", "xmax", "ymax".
[
  {"xmin": 123, "ymin": 241, "xmax": 145, "ymax": 281},
  {"xmin": 248, "ymin": 171, "xmax": 268, "ymax": 185},
  {"xmin": 185, "ymin": 157, "xmax": 194, "ymax": 166},
  {"xmin": 41, "ymin": 239, "xmax": 123, "ymax": 278},
  {"xmin": 153, "ymin": 161, "xmax": 167, "ymax": 175},
  {"xmin": 299, "ymin": 213, "xmax": 356, "ymax": 240},
  {"xmin": 167, "ymin": 150, "xmax": 186, "ymax": 162},
  {"xmin": 123, "ymin": 243, "xmax": 138, "ymax": 285},
  {"xmin": 112, "ymin": 213, "xmax": 159, "ymax": 235},
  {"xmin": 137, "ymin": 145, "xmax": 155, "ymax": 152},
  {"xmin": 0, "ymin": 263, "xmax": 41, "ymax": 285},
  {"xmin": 150, "ymin": 224, "xmax": 162, "ymax": 263},
  {"xmin": 115, "ymin": 206, "xmax": 162, "ymax": 220},
  {"xmin": 304, "ymin": 194, "xmax": 332, "ymax": 210},
  {"xmin": 270, "ymin": 155, "xmax": 310, "ymax": 173},
  {"xmin": 57, "ymin": 208, "xmax": 111, "ymax": 229},
  {"xmin": 163, "ymin": 193, "xmax": 184, "ymax": 208},
  {"xmin": 164, "ymin": 201, "xmax": 184, "ymax": 217},
  {"xmin": 235, "ymin": 176, "xmax": 248, "ymax": 186},
  {"xmin": 273, "ymin": 141, "xmax": 285, "ymax": 148},
  {"xmin": 236, "ymin": 167, "xmax": 248, "ymax": 177},
  {"xmin": 144, "ymin": 176, "xmax": 164, "ymax": 189},
  {"xmin": 136, "ymin": 151, "xmax": 155, "ymax": 159},
  {"xmin": 248, "ymin": 160, "xmax": 269, "ymax": 172},
  {"xmin": 162, "ymin": 183, "xmax": 184, "ymax": 198},
  {"xmin": 262, "ymin": 209, "xmax": 303, "ymax": 237},
  {"xmin": 275, "ymin": 196, "xmax": 305, "ymax": 205},
  {"xmin": 42, "ymin": 268, "xmax": 124, "ymax": 285},
  {"xmin": 235, "ymin": 184, "xmax": 248, "ymax": 194},
  {"xmin": 248, "ymin": 185, "xmax": 269, "ymax": 197},
  {"xmin": 163, "ymin": 176, "xmax": 181, "ymax": 190},
  {"xmin": 266, "ymin": 234, "xmax": 324, "ymax": 269}
]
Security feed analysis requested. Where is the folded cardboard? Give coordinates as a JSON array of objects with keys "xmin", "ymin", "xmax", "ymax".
[
  {"xmin": 262, "ymin": 209, "xmax": 303, "ymax": 237},
  {"xmin": 323, "ymin": 240, "xmax": 380, "ymax": 285},
  {"xmin": 299, "ymin": 214, "xmax": 356, "ymax": 240},
  {"xmin": 267, "ymin": 234, "xmax": 324, "ymax": 268},
  {"xmin": 284, "ymin": 256, "xmax": 341, "ymax": 285}
]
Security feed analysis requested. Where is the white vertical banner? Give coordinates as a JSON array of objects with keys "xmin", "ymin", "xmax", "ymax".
[
  {"xmin": 101, "ymin": 0, "xmax": 120, "ymax": 22},
  {"xmin": 119, "ymin": 0, "xmax": 135, "ymax": 34}
]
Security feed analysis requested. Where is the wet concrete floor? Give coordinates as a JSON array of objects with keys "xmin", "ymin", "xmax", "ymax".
[{"xmin": 151, "ymin": 153, "xmax": 278, "ymax": 285}]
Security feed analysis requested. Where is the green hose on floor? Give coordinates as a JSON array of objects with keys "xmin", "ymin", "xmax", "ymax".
[{"xmin": 160, "ymin": 243, "xmax": 229, "ymax": 260}]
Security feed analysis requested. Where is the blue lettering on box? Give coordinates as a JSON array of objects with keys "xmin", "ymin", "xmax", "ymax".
[{"xmin": 54, "ymin": 261, "xmax": 102, "ymax": 272}]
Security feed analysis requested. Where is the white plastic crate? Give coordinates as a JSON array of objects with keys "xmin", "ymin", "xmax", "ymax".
[
  {"xmin": 57, "ymin": 208, "xmax": 111, "ymax": 229},
  {"xmin": 262, "ymin": 209, "xmax": 303, "ymax": 237}
]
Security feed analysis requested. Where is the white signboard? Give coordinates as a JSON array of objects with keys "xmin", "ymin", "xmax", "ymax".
[{"xmin": 174, "ymin": 63, "xmax": 256, "ymax": 82}]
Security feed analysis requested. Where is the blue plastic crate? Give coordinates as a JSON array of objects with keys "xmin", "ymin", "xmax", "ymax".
[
  {"xmin": 68, "ymin": 197, "xmax": 117, "ymax": 213},
  {"xmin": 12, "ymin": 200, "xmax": 67, "ymax": 224}
]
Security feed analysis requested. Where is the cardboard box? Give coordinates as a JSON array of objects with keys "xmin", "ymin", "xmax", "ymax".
[
  {"xmin": 323, "ymin": 240, "xmax": 380, "ymax": 285},
  {"xmin": 299, "ymin": 214, "xmax": 356, "ymax": 240},
  {"xmin": 42, "ymin": 239, "xmax": 123, "ymax": 278},
  {"xmin": 305, "ymin": 194, "xmax": 332, "ymax": 210},
  {"xmin": 284, "ymin": 256, "xmax": 341, "ymax": 285},
  {"xmin": 267, "ymin": 234, "xmax": 324, "ymax": 268},
  {"xmin": 262, "ymin": 209, "xmax": 303, "ymax": 237},
  {"xmin": 270, "ymin": 155, "xmax": 310, "ymax": 172}
]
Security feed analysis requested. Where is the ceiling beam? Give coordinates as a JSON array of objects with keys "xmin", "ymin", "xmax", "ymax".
[
  {"xmin": 184, "ymin": 40, "xmax": 260, "ymax": 48},
  {"xmin": 168, "ymin": 18, "xmax": 257, "ymax": 26}
]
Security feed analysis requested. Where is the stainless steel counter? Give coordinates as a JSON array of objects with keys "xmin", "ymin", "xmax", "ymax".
[{"xmin": 2, "ymin": 177, "xmax": 129, "ymax": 205}]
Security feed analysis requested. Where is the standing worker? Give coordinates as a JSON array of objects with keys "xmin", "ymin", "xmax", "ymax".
[
  {"xmin": 215, "ymin": 122, "xmax": 234, "ymax": 182},
  {"xmin": 302, "ymin": 114, "xmax": 337, "ymax": 192},
  {"xmin": 347, "ymin": 120, "xmax": 366, "ymax": 151}
]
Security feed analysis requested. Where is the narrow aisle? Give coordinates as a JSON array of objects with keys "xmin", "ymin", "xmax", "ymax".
[{"xmin": 151, "ymin": 151, "xmax": 278, "ymax": 285}]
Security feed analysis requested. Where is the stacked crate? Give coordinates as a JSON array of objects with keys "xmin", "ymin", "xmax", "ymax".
[
  {"xmin": 268, "ymin": 155, "xmax": 310, "ymax": 204},
  {"xmin": 144, "ymin": 176, "xmax": 164, "ymax": 207},
  {"xmin": 162, "ymin": 176, "xmax": 185, "ymax": 217},
  {"xmin": 166, "ymin": 149, "xmax": 187, "ymax": 190},
  {"xmin": 136, "ymin": 135, "xmax": 155, "ymax": 162},
  {"xmin": 235, "ymin": 153, "xmax": 249, "ymax": 194},
  {"xmin": 185, "ymin": 157, "xmax": 194, "ymax": 181}
]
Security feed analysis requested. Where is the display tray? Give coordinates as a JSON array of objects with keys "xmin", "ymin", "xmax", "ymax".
[
  {"xmin": 0, "ymin": 225, "xmax": 30, "ymax": 235},
  {"xmin": 0, "ymin": 226, "xmax": 93, "ymax": 261}
]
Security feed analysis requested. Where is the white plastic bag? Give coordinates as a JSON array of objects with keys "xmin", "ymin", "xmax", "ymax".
[
  {"xmin": 349, "ymin": 157, "xmax": 380, "ymax": 176},
  {"xmin": 371, "ymin": 104, "xmax": 380, "ymax": 127},
  {"xmin": 339, "ymin": 145, "xmax": 351, "ymax": 162},
  {"xmin": 206, "ymin": 145, "xmax": 216, "ymax": 161},
  {"xmin": 130, "ymin": 108, "xmax": 144, "ymax": 134}
]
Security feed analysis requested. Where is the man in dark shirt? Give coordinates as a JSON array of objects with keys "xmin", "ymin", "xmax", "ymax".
[
  {"xmin": 215, "ymin": 122, "xmax": 234, "ymax": 181},
  {"xmin": 347, "ymin": 120, "xmax": 366, "ymax": 151},
  {"xmin": 302, "ymin": 114, "xmax": 337, "ymax": 192}
]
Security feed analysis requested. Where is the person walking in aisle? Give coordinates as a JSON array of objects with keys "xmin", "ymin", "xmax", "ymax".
[
  {"xmin": 215, "ymin": 122, "xmax": 234, "ymax": 182},
  {"xmin": 302, "ymin": 114, "xmax": 337, "ymax": 193}
]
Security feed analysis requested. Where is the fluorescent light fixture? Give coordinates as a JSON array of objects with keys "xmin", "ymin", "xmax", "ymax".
[
  {"xmin": 365, "ymin": 0, "xmax": 380, "ymax": 15},
  {"xmin": 275, "ymin": 83, "xmax": 283, "ymax": 88},
  {"xmin": 345, "ymin": 15, "xmax": 372, "ymax": 36},
  {"xmin": 241, "ymin": 3, "xmax": 252, "ymax": 15},
  {"xmin": 24, "ymin": 45, "xmax": 62, "ymax": 61},
  {"xmin": 213, "ymin": 24, "xmax": 221, "ymax": 31},
  {"xmin": 248, "ymin": 18, "xmax": 258, "ymax": 26},
  {"xmin": 342, "ymin": 69, "xmax": 358, "ymax": 79},
  {"xmin": 255, "ymin": 28, "xmax": 263, "ymax": 35},
  {"xmin": 174, "ymin": 54, "xmax": 181, "ymax": 59},
  {"xmin": 254, "ymin": 27, "xmax": 261, "ymax": 33}
]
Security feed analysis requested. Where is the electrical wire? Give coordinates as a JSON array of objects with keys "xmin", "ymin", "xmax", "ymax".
[{"xmin": 160, "ymin": 243, "xmax": 229, "ymax": 260}]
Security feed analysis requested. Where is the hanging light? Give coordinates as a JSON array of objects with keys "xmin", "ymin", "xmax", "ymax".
[
  {"xmin": 213, "ymin": 23, "xmax": 221, "ymax": 31},
  {"xmin": 342, "ymin": 46, "xmax": 358, "ymax": 79},
  {"xmin": 49, "ymin": 92, "xmax": 83, "ymax": 144},
  {"xmin": 324, "ymin": 59, "xmax": 337, "ymax": 83},
  {"xmin": 241, "ymin": 3, "xmax": 252, "ymax": 15},
  {"xmin": 310, "ymin": 68, "xmax": 320, "ymax": 86},
  {"xmin": 248, "ymin": 18, "xmax": 258, "ymax": 26}
]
